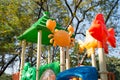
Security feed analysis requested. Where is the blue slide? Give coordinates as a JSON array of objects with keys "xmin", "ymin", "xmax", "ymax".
[{"xmin": 56, "ymin": 66, "xmax": 98, "ymax": 80}]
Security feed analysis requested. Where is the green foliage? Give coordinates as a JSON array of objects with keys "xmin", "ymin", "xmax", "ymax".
[
  {"xmin": 0, "ymin": 73, "xmax": 12, "ymax": 80},
  {"xmin": 48, "ymin": 0, "xmax": 70, "ymax": 27},
  {"xmin": 106, "ymin": 56, "xmax": 120, "ymax": 80},
  {"xmin": 0, "ymin": 0, "xmax": 37, "ymax": 52}
]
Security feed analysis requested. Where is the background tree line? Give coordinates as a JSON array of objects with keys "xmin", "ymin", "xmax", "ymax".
[{"xmin": 0, "ymin": 0, "xmax": 120, "ymax": 80}]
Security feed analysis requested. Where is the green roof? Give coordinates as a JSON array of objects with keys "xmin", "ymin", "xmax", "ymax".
[{"xmin": 18, "ymin": 12, "xmax": 63, "ymax": 45}]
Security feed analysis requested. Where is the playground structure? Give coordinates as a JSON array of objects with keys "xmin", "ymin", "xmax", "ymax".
[{"xmin": 12, "ymin": 12, "xmax": 116, "ymax": 80}]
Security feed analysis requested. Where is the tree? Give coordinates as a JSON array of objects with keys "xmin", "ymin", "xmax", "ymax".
[
  {"xmin": 106, "ymin": 56, "xmax": 120, "ymax": 80},
  {"xmin": 0, "ymin": 73, "xmax": 12, "ymax": 80},
  {"xmin": 0, "ymin": 0, "xmax": 38, "ymax": 52},
  {"xmin": 0, "ymin": 0, "xmax": 38, "ymax": 75},
  {"xmin": 0, "ymin": 0, "xmax": 120, "ymax": 78}
]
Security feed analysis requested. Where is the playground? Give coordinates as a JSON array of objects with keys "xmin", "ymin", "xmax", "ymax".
[{"xmin": 11, "ymin": 12, "xmax": 116, "ymax": 80}]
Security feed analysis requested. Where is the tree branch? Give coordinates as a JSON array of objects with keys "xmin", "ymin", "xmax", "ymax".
[
  {"xmin": 105, "ymin": 0, "xmax": 119, "ymax": 24},
  {"xmin": 64, "ymin": 0, "xmax": 73, "ymax": 17},
  {"xmin": 75, "ymin": 32, "xmax": 86, "ymax": 36},
  {"xmin": 79, "ymin": 52, "xmax": 87, "ymax": 65},
  {"xmin": 64, "ymin": 0, "xmax": 74, "ymax": 28},
  {"xmin": 0, "ymin": 54, "xmax": 18, "ymax": 76},
  {"xmin": 65, "ymin": 0, "xmax": 83, "ymax": 29},
  {"xmin": 74, "ymin": 0, "xmax": 82, "ymax": 13},
  {"xmin": 34, "ymin": 0, "xmax": 46, "ymax": 19},
  {"xmin": 75, "ymin": 22, "xmax": 80, "ymax": 36},
  {"xmin": 46, "ymin": 0, "xmax": 49, "ymax": 11},
  {"xmin": 0, "ymin": 47, "xmax": 21, "ymax": 76},
  {"xmin": 74, "ymin": 3, "xmax": 99, "ymax": 36}
]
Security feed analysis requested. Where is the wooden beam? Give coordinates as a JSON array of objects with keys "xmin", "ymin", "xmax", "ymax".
[
  {"xmin": 48, "ymin": 46, "xmax": 51, "ymax": 64},
  {"xmin": 36, "ymin": 31, "xmax": 42, "ymax": 80},
  {"xmin": 98, "ymin": 48, "xmax": 108, "ymax": 80},
  {"xmin": 60, "ymin": 47, "xmax": 65, "ymax": 72},
  {"xmin": 19, "ymin": 40, "xmax": 26, "ymax": 80},
  {"xmin": 66, "ymin": 47, "xmax": 70, "ymax": 69},
  {"xmin": 91, "ymin": 53, "xmax": 97, "ymax": 67}
]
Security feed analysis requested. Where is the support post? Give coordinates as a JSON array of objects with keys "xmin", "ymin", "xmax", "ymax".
[
  {"xmin": 60, "ymin": 47, "xmax": 65, "ymax": 72},
  {"xmin": 19, "ymin": 40, "xmax": 26, "ymax": 80},
  {"xmin": 36, "ymin": 31, "xmax": 42, "ymax": 80},
  {"xmin": 48, "ymin": 46, "xmax": 51, "ymax": 64},
  {"xmin": 98, "ymin": 48, "xmax": 108, "ymax": 80},
  {"xmin": 66, "ymin": 47, "xmax": 70, "ymax": 69},
  {"xmin": 91, "ymin": 53, "xmax": 97, "ymax": 67}
]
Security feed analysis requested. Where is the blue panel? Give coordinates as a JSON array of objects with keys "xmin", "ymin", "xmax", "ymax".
[{"xmin": 56, "ymin": 66, "xmax": 98, "ymax": 80}]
